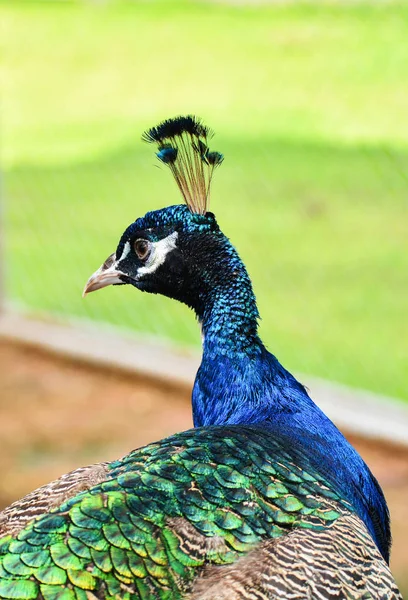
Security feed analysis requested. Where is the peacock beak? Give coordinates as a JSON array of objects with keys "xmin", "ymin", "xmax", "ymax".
[{"xmin": 83, "ymin": 253, "xmax": 125, "ymax": 297}]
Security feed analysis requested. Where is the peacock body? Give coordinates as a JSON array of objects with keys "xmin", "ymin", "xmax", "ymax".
[{"xmin": 0, "ymin": 117, "xmax": 401, "ymax": 599}]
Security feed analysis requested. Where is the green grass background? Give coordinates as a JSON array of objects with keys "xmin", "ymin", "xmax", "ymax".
[{"xmin": 3, "ymin": 0, "xmax": 407, "ymax": 400}]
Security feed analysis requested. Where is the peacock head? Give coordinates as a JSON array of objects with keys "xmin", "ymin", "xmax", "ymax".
[
  {"xmin": 83, "ymin": 116, "xmax": 253, "ymax": 316},
  {"xmin": 84, "ymin": 204, "xmax": 226, "ymax": 302}
]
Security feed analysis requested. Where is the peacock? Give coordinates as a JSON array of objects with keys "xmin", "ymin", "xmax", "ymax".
[{"xmin": 0, "ymin": 116, "xmax": 401, "ymax": 599}]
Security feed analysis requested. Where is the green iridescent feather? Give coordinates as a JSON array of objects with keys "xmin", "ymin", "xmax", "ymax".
[{"xmin": 0, "ymin": 426, "xmax": 355, "ymax": 600}]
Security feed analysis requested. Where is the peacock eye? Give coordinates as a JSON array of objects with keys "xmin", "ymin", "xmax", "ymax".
[{"xmin": 134, "ymin": 239, "xmax": 151, "ymax": 261}]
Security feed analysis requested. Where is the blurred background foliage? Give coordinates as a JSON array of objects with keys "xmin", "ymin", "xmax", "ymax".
[{"xmin": 2, "ymin": 0, "xmax": 407, "ymax": 399}]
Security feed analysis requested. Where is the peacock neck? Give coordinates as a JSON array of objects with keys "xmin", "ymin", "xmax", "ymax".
[
  {"xmin": 183, "ymin": 231, "xmax": 262, "ymax": 358},
  {"xmin": 199, "ymin": 280, "xmax": 262, "ymax": 359},
  {"xmin": 188, "ymin": 232, "xmax": 304, "ymax": 427}
]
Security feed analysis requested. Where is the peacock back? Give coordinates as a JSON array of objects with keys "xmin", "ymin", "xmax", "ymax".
[{"xmin": 0, "ymin": 426, "xmax": 400, "ymax": 600}]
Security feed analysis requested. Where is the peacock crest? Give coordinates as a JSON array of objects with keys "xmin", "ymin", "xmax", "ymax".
[{"xmin": 142, "ymin": 115, "xmax": 224, "ymax": 215}]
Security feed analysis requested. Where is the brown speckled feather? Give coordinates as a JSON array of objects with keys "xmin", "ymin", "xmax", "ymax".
[
  {"xmin": 190, "ymin": 512, "xmax": 401, "ymax": 600},
  {"xmin": 0, "ymin": 462, "xmax": 108, "ymax": 537}
]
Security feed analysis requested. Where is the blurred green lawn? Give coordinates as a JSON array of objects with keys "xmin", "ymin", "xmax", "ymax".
[{"xmin": 3, "ymin": 1, "xmax": 407, "ymax": 400}]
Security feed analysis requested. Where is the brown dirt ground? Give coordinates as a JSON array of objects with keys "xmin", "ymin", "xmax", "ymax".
[{"xmin": 0, "ymin": 340, "xmax": 407, "ymax": 593}]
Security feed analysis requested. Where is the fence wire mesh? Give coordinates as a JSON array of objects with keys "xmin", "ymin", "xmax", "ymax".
[{"xmin": 2, "ymin": 0, "xmax": 407, "ymax": 402}]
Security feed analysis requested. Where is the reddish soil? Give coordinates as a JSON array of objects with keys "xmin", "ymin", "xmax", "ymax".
[{"xmin": 0, "ymin": 341, "xmax": 407, "ymax": 593}]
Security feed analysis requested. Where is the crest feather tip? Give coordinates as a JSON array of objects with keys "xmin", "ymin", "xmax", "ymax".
[{"xmin": 143, "ymin": 115, "xmax": 223, "ymax": 215}]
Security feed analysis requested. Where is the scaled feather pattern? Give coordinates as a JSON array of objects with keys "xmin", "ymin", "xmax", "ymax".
[{"xmin": 0, "ymin": 428, "xmax": 401, "ymax": 599}]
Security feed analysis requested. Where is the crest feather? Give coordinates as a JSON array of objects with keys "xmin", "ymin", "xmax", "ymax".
[{"xmin": 143, "ymin": 115, "xmax": 224, "ymax": 215}]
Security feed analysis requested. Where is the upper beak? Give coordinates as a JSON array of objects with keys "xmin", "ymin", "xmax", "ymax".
[{"xmin": 83, "ymin": 253, "xmax": 125, "ymax": 297}]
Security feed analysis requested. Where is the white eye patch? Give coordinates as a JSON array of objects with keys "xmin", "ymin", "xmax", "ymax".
[
  {"xmin": 116, "ymin": 241, "xmax": 132, "ymax": 264},
  {"xmin": 136, "ymin": 231, "xmax": 178, "ymax": 277}
]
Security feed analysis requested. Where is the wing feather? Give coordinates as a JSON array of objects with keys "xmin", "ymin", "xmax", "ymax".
[{"xmin": 0, "ymin": 427, "xmax": 401, "ymax": 599}]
